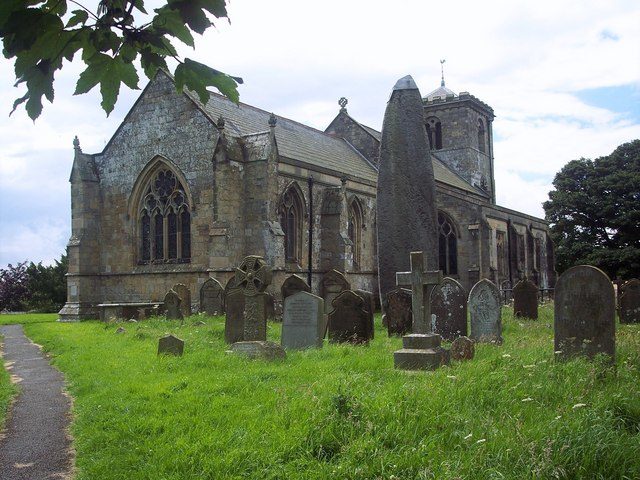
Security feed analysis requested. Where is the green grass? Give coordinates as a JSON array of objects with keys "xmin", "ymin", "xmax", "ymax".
[
  {"xmin": 2, "ymin": 307, "xmax": 639, "ymax": 479},
  {"xmin": 0, "ymin": 312, "xmax": 58, "ymax": 325}
]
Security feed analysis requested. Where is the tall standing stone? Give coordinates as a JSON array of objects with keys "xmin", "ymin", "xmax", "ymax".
[
  {"xmin": 619, "ymin": 279, "xmax": 640, "ymax": 324},
  {"xmin": 281, "ymin": 274, "xmax": 311, "ymax": 301},
  {"xmin": 235, "ymin": 255, "xmax": 272, "ymax": 342},
  {"xmin": 377, "ymin": 75, "xmax": 439, "ymax": 306},
  {"xmin": 431, "ymin": 277, "xmax": 468, "ymax": 340},
  {"xmin": 281, "ymin": 291, "xmax": 324, "ymax": 349},
  {"xmin": 328, "ymin": 291, "xmax": 370, "ymax": 344},
  {"xmin": 554, "ymin": 265, "xmax": 615, "ymax": 360},
  {"xmin": 320, "ymin": 270, "xmax": 350, "ymax": 314},
  {"xmin": 385, "ymin": 288, "xmax": 412, "ymax": 336},
  {"xmin": 513, "ymin": 278, "xmax": 539, "ymax": 319},
  {"xmin": 199, "ymin": 277, "xmax": 224, "ymax": 315},
  {"xmin": 164, "ymin": 289, "xmax": 183, "ymax": 321},
  {"xmin": 172, "ymin": 283, "xmax": 191, "ymax": 317},
  {"xmin": 469, "ymin": 279, "xmax": 502, "ymax": 343}
]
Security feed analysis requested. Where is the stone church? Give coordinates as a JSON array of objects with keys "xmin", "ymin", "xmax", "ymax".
[{"xmin": 59, "ymin": 70, "xmax": 555, "ymax": 321}]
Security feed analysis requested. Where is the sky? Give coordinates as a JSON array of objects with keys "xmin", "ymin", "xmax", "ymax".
[{"xmin": 0, "ymin": 0, "xmax": 639, "ymax": 268}]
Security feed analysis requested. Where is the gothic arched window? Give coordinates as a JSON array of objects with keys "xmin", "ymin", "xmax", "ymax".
[
  {"xmin": 279, "ymin": 185, "xmax": 304, "ymax": 263},
  {"xmin": 438, "ymin": 212, "xmax": 458, "ymax": 275},
  {"xmin": 478, "ymin": 118, "xmax": 486, "ymax": 154},
  {"xmin": 139, "ymin": 169, "xmax": 190, "ymax": 263},
  {"xmin": 426, "ymin": 117, "xmax": 443, "ymax": 150},
  {"xmin": 347, "ymin": 197, "xmax": 364, "ymax": 270}
]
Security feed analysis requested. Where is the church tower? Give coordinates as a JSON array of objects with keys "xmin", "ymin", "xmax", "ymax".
[{"xmin": 422, "ymin": 76, "xmax": 496, "ymax": 203}]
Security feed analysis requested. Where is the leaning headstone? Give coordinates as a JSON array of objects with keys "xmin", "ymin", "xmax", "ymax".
[
  {"xmin": 164, "ymin": 289, "xmax": 183, "ymax": 321},
  {"xmin": 513, "ymin": 278, "xmax": 539, "ymax": 319},
  {"xmin": 328, "ymin": 290, "xmax": 370, "ymax": 344},
  {"xmin": 199, "ymin": 277, "xmax": 224, "ymax": 315},
  {"xmin": 173, "ymin": 283, "xmax": 191, "ymax": 317},
  {"xmin": 554, "ymin": 265, "xmax": 615, "ymax": 360},
  {"xmin": 385, "ymin": 288, "xmax": 412, "ymax": 336},
  {"xmin": 320, "ymin": 269, "xmax": 350, "ymax": 314},
  {"xmin": 376, "ymin": 75, "xmax": 439, "ymax": 306},
  {"xmin": 450, "ymin": 336, "xmax": 475, "ymax": 361},
  {"xmin": 158, "ymin": 334, "xmax": 184, "ymax": 356},
  {"xmin": 281, "ymin": 291, "xmax": 324, "ymax": 349},
  {"xmin": 431, "ymin": 277, "xmax": 467, "ymax": 340},
  {"xmin": 236, "ymin": 255, "xmax": 273, "ymax": 342},
  {"xmin": 469, "ymin": 279, "xmax": 502, "ymax": 343},
  {"xmin": 619, "ymin": 279, "xmax": 640, "ymax": 324},
  {"xmin": 281, "ymin": 274, "xmax": 311, "ymax": 301},
  {"xmin": 355, "ymin": 289, "xmax": 375, "ymax": 340}
]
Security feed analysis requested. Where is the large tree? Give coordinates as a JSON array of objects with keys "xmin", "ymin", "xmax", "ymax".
[
  {"xmin": 544, "ymin": 139, "xmax": 640, "ymax": 280},
  {"xmin": 1, "ymin": 0, "xmax": 242, "ymax": 119}
]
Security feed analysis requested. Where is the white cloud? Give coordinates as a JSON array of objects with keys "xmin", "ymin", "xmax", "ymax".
[{"xmin": 0, "ymin": 0, "xmax": 639, "ymax": 267}]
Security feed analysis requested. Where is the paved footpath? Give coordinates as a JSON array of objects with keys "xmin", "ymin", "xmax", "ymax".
[{"xmin": 0, "ymin": 324, "xmax": 74, "ymax": 480}]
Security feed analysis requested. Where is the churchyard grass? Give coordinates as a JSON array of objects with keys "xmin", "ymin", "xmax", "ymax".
[
  {"xmin": 0, "ymin": 346, "xmax": 16, "ymax": 430},
  {"xmin": 0, "ymin": 307, "xmax": 637, "ymax": 479},
  {"xmin": 0, "ymin": 312, "xmax": 58, "ymax": 325}
]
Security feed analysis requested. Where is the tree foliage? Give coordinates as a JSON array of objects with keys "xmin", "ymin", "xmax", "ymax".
[
  {"xmin": 0, "ymin": 261, "xmax": 29, "ymax": 311},
  {"xmin": 1, "ymin": 0, "xmax": 242, "ymax": 119},
  {"xmin": 544, "ymin": 140, "xmax": 640, "ymax": 279}
]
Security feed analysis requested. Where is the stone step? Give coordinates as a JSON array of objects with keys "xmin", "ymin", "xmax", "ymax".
[
  {"xmin": 394, "ymin": 347, "xmax": 449, "ymax": 371},
  {"xmin": 402, "ymin": 333, "xmax": 442, "ymax": 349}
]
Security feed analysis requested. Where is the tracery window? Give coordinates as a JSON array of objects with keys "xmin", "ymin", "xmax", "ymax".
[
  {"xmin": 279, "ymin": 186, "xmax": 304, "ymax": 263},
  {"xmin": 438, "ymin": 212, "xmax": 458, "ymax": 275},
  {"xmin": 139, "ymin": 169, "xmax": 190, "ymax": 263},
  {"xmin": 347, "ymin": 197, "xmax": 364, "ymax": 270},
  {"xmin": 496, "ymin": 231, "xmax": 507, "ymax": 278},
  {"xmin": 426, "ymin": 117, "xmax": 443, "ymax": 150},
  {"xmin": 478, "ymin": 118, "xmax": 486, "ymax": 154}
]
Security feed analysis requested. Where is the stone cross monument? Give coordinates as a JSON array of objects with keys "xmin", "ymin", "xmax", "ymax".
[{"xmin": 235, "ymin": 255, "xmax": 273, "ymax": 341}]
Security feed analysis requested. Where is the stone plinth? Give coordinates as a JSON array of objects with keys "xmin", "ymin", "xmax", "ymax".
[{"xmin": 394, "ymin": 333, "xmax": 448, "ymax": 371}]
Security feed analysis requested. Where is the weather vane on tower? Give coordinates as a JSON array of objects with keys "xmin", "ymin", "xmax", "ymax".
[{"xmin": 440, "ymin": 59, "xmax": 446, "ymax": 87}]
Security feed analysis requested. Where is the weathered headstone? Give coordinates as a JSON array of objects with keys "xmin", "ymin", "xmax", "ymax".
[
  {"xmin": 354, "ymin": 289, "xmax": 375, "ymax": 340},
  {"xmin": 320, "ymin": 269, "xmax": 350, "ymax": 314},
  {"xmin": 281, "ymin": 274, "xmax": 311, "ymax": 301},
  {"xmin": 230, "ymin": 341, "xmax": 286, "ymax": 360},
  {"xmin": 431, "ymin": 277, "xmax": 467, "ymax": 340},
  {"xmin": 281, "ymin": 291, "xmax": 324, "ymax": 349},
  {"xmin": 199, "ymin": 277, "xmax": 224, "ymax": 315},
  {"xmin": 172, "ymin": 283, "xmax": 191, "ymax": 317},
  {"xmin": 236, "ymin": 255, "xmax": 273, "ymax": 342},
  {"xmin": 376, "ymin": 75, "xmax": 439, "ymax": 306},
  {"xmin": 469, "ymin": 279, "xmax": 502, "ymax": 343},
  {"xmin": 554, "ymin": 265, "xmax": 615, "ymax": 360},
  {"xmin": 513, "ymin": 278, "xmax": 539, "ymax": 319},
  {"xmin": 619, "ymin": 278, "xmax": 640, "ymax": 324},
  {"xmin": 265, "ymin": 292, "xmax": 276, "ymax": 321},
  {"xmin": 385, "ymin": 288, "xmax": 412, "ymax": 336},
  {"xmin": 328, "ymin": 290, "xmax": 370, "ymax": 344},
  {"xmin": 164, "ymin": 289, "xmax": 183, "ymax": 321},
  {"xmin": 224, "ymin": 288, "xmax": 245, "ymax": 344},
  {"xmin": 158, "ymin": 334, "xmax": 184, "ymax": 356},
  {"xmin": 450, "ymin": 336, "xmax": 474, "ymax": 361}
]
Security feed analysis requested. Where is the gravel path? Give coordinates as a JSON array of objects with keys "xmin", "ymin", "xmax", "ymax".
[{"xmin": 0, "ymin": 324, "xmax": 74, "ymax": 480}]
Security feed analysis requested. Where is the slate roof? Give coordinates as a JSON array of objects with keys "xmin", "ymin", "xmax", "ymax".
[{"xmin": 198, "ymin": 92, "xmax": 379, "ymax": 183}]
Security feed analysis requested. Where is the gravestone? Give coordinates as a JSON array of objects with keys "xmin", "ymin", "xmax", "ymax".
[
  {"xmin": 265, "ymin": 292, "xmax": 276, "ymax": 321},
  {"xmin": 431, "ymin": 277, "xmax": 467, "ymax": 340},
  {"xmin": 619, "ymin": 279, "xmax": 640, "ymax": 324},
  {"xmin": 500, "ymin": 280, "xmax": 512, "ymax": 304},
  {"xmin": 281, "ymin": 274, "xmax": 311, "ymax": 301},
  {"xmin": 385, "ymin": 288, "xmax": 412, "ymax": 336},
  {"xmin": 554, "ymin": 265, "xmax": 615, "ymax": 360},
  {"xmin": 236, "ymin": 255, "xmax": 273, "ymax": 342},
  {"xmin": 355, "ymin": 289, "xmax": 375, "ymax": 340},
  {"xmin": 513, "ymin": 278, "xmax": 539, "ymax": 319},
  {"xmin": 320, "ymin": 269, "xmax": 350, "ymax": 314},
  {"xmin": 199, "ymin": 277, "xmax": 224, "ymax": 315},
  {"xmin": 450, "ymin": 336, "xmax": 474, "ymax": 361},
  {"xmin": 281, "ymin": 291, "xmax": 324, "ymax": 349},
  {"xmin": 469, "ymin": 279, "xmax": 502, "ymax": 343},
  {"xmin": 328, "ymin": 290, "xmax": 370, "ymax": 344},
  {"xmin": 224, "ymin": 288, "xmax": 245, "ymax": 344},
  {"xmin": 164, "ymin": 289, "xmax": 183, "ymax": 321},
  {"xmin": 158, "ymin": 334, "xmax": 184, "ymax": 356},
  {"xmin": 173, "ymin": 283, "xmax": 191, "ymax": 317},
  {"xmin": 376, "ymin": 75, "xmax": 439, "ymax": 306},
  {"xmin": 230, "ymin": 341, "xmax": 286, "ymax": 360}
]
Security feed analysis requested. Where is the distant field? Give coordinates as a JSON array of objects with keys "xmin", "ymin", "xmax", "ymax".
[
  {"xmin": 1, "ymin": 307, "xmax": 639, "ymax": 479},
  {"xmin": 0, "ymin": 312, "xmax": 58, "ymax": 326}
]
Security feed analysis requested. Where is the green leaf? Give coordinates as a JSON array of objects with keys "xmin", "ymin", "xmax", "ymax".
[
  {"xmin": 75, "ymin": 53, "xmax": 139, "ymax": 115},
  {"xmin": 139, "ymin": 47, "xmax": 168, "ymax": 79},
  {"xmin": 2, "ymin": 9, "xmax": 64, "ymax": 57},
  {"xmin": 44, "ymin": 0, "xmax": 67, "ymax": 16},
  {"xmin": 152, "ymin": 6, "xmax": 194, "ymax": 46},
  {"xmin": 174, "ymin": 58, "xmax": 239, "ymax": 105},
  {"xmin": 200, "ymin": 0, "xmax": 228, "ymax": 18},
  {"xmin": 66, "ymin": 9, "xmax": 88, "ymax": 28},
  {"xmin": 170, "ymin": 1, "xmax": 211, "ymax": 34},
  {"xmin": 132, "ymin": 0, "xmax": 147, "ymax": 14},
  {"xmin": 11, "ymin": 61, "xmax": 55, "ymax": 120}
]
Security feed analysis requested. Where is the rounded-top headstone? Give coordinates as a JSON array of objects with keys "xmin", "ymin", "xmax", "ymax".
[
  {"xmin": 281, "ymin": 274, "xmax": 311, "ymax": 301},
  {"xmin": 431, "ymin": 277, "xmax": 468, "ymax": 340},
  {"xmin": 513, "ymin": 278, "xmax": 539, "ymax": 319},
  {"xmin": 468, "ymin": 279, "xmax": 502, "ymax": 344},
  {"xmin": 619, "ymin": 278, "xmax": 640, "ymax": 324},
  {"xmin": 554, "ymin": 265, "xmax": 615, "ymax": 360}
]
